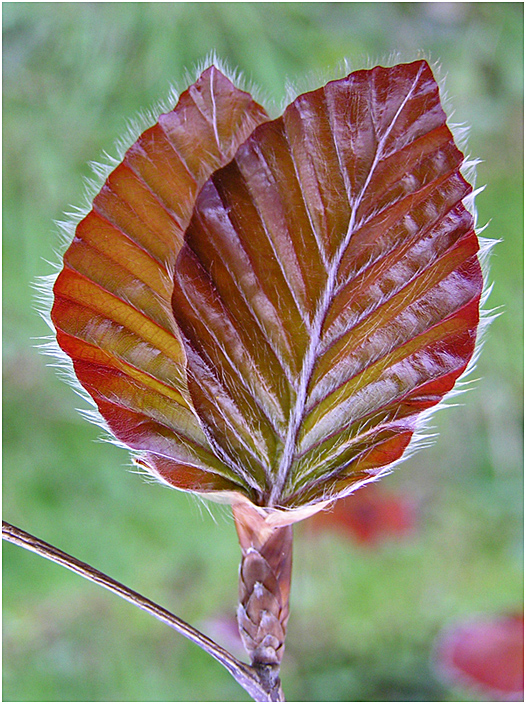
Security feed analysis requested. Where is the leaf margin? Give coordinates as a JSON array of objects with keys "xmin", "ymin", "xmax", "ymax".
[{"xmin": 171, "ymin": 59, "xmax": 489, "ymax": 512}]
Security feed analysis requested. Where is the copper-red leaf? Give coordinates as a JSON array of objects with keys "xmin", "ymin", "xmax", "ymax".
[
  {"xmin": 51, "ymin": 66, "xmax": 269, "ymax": 498},
  {"xmin": 172, "ymin": 60, "xmax": 483, "ymax": 509}
]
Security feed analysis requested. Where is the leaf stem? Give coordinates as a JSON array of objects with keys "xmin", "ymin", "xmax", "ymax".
[{"xmin": 2, "ymin": 521, "xmax": 282, "ymax": 702}]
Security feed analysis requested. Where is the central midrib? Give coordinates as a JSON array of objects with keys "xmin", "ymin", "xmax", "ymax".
[
  {"xmin": 268, "ymin": 205, "xmax": 359, "ymax": 505},
  {"xmin": 267, "ymin": 66, "xmax": 424, "ymax": 506}
]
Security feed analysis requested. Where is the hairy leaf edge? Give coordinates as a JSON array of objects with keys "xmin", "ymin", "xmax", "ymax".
[
  {"xmin": 171, "ymin": 60, "xmax": 498, "ymax": 522},
  {"xmin": 32, "ymin": 55, "xmax": 273, "ymax": 491},
  {"xmin": 32, "ymin": 57, "xmax": 499, "ymax": 521}
]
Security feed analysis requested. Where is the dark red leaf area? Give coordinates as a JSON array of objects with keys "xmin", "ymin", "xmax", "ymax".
[
  {"xmin": 91, "ymin": 69, "xmax": 269, "ymax": 267},
  {"xmin": 172, "ymin": 60, "xmax": 483, "ymax": 507},
  {"xmin": 308, "ymin": 484, "xmax": 418, "ymax": 546},
  {"xmin": 139, "ymin": 456, "xmax": 244, "ymax": 494},
  {"xmin": 51, "ymin": 66, "xmax": 270, "ymax": 497},
  {"xmin": 288, "ymin": 429, "xmax": 414, "ymax": 507},
  {"xmin": 54, "ymin": 329, "xmax": 252, "ymax": 497},
  {"xmin": 70, "ymin": 355, "xmax": 252, "ymax": 495},
  {"xmin": 435, "ymin": 614, "xmax": 524, "ymax": 700}
]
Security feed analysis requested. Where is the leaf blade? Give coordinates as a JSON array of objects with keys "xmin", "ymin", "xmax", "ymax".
[
  {"xmin": 172, "ymin": 60, "xmax": 483, "ymax": 508},
  {"xmin": 51, "ymin": 66, "xmax": 270, "ymax": 497}
]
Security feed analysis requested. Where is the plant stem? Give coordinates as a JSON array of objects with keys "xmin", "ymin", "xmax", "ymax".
[{"xmin": 2, "ymin": 521, "xmax": 282, "ymax": 702}]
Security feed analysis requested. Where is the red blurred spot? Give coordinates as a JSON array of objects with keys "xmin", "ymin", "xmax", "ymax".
[
  {"xmin": 435, "ymin": 613, "xmax": 524, "ymax": 700},
  {"xmin": 308, "ymin": 484, "xmax": 417, "ymax": 546}
]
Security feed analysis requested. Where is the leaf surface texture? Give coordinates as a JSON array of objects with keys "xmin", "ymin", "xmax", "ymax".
[
  {"xmin": 172, "ymin": 61, "xmax": 483, "ymax": 507},
  {"xmin": 52, "ymin": 67, "xmax": 270, "ymax": 497}
]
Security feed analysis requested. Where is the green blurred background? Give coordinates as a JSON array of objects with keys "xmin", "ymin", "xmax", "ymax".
[{"xmin": 3, "ymin": 2, "xmax": 523, "ymax": 701}]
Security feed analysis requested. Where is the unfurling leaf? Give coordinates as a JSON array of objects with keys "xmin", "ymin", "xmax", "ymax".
[
  {"xmin": 52, "ymin": 60, "xmax": 483, "ymax": 515},
  {"xmin": 171, "ymin": 60, "xmax": 483, "ymax": 510},
  {"xmin": 51, "ymin": 66, "xmax": 269, "ymax": 495}
]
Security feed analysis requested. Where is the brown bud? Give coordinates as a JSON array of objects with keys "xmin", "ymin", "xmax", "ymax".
[{"xmin": 233, "ymin": 501, "xmax": 293, "ymax": 669}]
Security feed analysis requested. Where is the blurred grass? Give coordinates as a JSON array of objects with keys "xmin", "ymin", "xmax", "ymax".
[{"xmin": 3, "ymin": 2, "xmax": 523, "ymax": 701}]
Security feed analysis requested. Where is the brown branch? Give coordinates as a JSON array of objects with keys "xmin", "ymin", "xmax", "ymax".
[{"xmin": 2, "ymin": 521, "xmax": 283, "ymax": 702}]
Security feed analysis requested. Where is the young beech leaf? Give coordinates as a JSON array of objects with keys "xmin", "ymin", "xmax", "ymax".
[
  {"xmin": 51, "ymin": 60, "xmax": 484, "ymax": 523},
  {"xmin": 171, "ymin": 60, "xmax": 483, "ymax": 510},
  {"xmin": 51, "ymin": 66, "xmax": 270, "ymax": 496}
]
